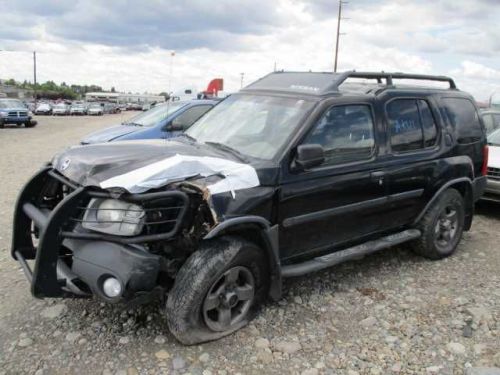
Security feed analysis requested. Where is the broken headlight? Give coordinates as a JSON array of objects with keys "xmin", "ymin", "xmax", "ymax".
[{"xmin": 82, "ymin": 198, "xmax": 145, "ymax": 236}]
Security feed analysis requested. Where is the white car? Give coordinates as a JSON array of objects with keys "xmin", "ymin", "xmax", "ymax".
[
  {"xmin": 484, "ymin": 128, "xmax": 500, "ymax": 201},
  {"xmin": 52, "ymin": 103, "xmax": 70, "ymax": 116},
  {"xmin": 88, "ymin": 104, "xmax": 104, "ymax": 115},
  {"xmin": 35, "ymin": 103, "xmax": 52, "ymax": 115}
]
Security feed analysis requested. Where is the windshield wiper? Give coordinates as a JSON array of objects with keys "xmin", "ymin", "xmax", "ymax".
[
  {"xmin": 123, "ymin": 122, "xmax": 142, "ymax": 127},
  {"xmin": 204, "ymin": 141, "xmax": 248, "ymax": 162}
]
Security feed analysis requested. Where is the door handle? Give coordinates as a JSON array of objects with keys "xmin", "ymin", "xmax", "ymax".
[{"xmin": 371, "ymin": 171, "xmax": 385, "ymax": 184}]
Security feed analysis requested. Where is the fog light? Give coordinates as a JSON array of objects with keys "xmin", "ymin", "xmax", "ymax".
[{"xmin": 102, "ymin": 277, "xmax": 122, "ymax": 298}]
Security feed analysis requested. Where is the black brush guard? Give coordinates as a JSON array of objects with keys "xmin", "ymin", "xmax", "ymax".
[{"xmin": 11, "ymin": 167, "xmax": 189, "ymax": 298}]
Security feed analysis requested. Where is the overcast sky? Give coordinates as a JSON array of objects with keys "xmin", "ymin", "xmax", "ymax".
[{"xmin": 0, "ymin": 0, "xmax": 499, "ymax": 100}]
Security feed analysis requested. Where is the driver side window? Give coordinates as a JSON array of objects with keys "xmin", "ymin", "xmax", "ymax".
[{"xmin": 303, "ymin": 104, "xmax": 375, "ymax": 166}]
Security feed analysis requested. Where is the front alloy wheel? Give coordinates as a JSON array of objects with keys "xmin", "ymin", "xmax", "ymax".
[
  {"xmin": 202, "ymin": 266, "xmax": 255, "ymax": 332},
  {"xmin": 166, "ymin": 236, "xmax": 268, "ymax": 345}
]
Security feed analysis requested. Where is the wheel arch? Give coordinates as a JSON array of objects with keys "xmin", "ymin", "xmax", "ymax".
[
  {"xmin": 204, "ymin": 216, "xmax": 282, "ymax": 301},
  {"xmin": 414, "ymin": 177, "xmax": 474, "ymax": 230}
]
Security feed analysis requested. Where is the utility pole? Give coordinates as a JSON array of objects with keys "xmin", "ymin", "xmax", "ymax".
[
  {"xmin": 168, "ymin": 51, "xmax": 175, "ymax": 97},
  {"xmin": 334, "ymin": 1, "xmax": 348, "ymax": 72},
  {"xmin": 240, "ymin": 73, "xmax": 245, "ymax": 89},
  {"xmin": 33, "ymin": 51, "xmax": 37, "ymax": 107}
]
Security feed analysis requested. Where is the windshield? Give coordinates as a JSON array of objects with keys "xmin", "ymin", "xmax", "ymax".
[
  {"xmin": 125, "ymin": 102, "xmax": 186, "ymax": 127},
  {"xmin": 0, "ymin": 99, "xmax": 25, "ymax": 109},
  {"xmin": 186, "ymin": 94, "xmax": 315, "ymax": 160},
  {"xmin": 89, "ymin": 104, "xmax": 101, "ymax": 109},
  {"xmin": 54, "ymin": 104, "xmax": 66, "ymax": 109},
  {"xmin": 488, "ymin": 128, "xmax": 500, "ymax": 146}
]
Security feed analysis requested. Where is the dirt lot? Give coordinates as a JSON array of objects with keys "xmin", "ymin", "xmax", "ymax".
[{"xmin": 0, "ymin": 114, "xmax": 499, "ymax": 375}]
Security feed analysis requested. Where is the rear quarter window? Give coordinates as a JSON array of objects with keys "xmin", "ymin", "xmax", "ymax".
[{"xmin": 442, "ymin": 97, "xmax": 483, "ymax": 143}]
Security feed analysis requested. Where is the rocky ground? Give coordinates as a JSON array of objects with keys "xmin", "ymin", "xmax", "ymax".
[{"xmin": 0, "ymin": 114, "xmax": 499, "ymax": 375}]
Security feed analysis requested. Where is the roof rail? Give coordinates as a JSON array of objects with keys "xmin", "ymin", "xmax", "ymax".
[{"xmin": 327, "ymin": 71, "xmax": 457, "ymax": 91}]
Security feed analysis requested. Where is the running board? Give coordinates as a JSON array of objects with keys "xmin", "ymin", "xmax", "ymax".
[{"xmin": 281, "ymin": 229, "xmax": 421, "ymax": 278}]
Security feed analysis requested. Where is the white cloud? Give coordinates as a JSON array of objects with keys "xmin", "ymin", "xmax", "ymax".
[{"xmin": 0, "ymin": 0, "xmax": 499, "ymax": 100}]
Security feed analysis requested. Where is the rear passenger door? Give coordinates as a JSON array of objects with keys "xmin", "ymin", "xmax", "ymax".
[{"xmin": 382, "ymin": 95, "xmax": 442, "ymax": 227}]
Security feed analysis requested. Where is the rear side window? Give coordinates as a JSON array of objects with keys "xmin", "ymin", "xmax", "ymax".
[
  {"xmin": 387, "ymin": 99, "xmax": 438, "ymax": 152},
  {"xmin": 442, "ymin": 98, "xmax": 483, "ymax": 143},
  {"xmin": 418, "ymin": 100, "xmax": 438, "ymax": 147}
]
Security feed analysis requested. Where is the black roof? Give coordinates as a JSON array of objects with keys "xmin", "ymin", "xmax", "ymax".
[{"xmin": 242, "ymin": 71, "xmax": 458, "ymax": 97}]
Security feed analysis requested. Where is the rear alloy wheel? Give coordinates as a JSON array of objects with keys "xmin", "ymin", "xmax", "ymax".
[
  {"xmin": 166, "ymin": 236, "xmax": 268, "ymax": 345},
  {"xmin": 411, "ymin": 188, "xmax": 465, "ymax": 259}
]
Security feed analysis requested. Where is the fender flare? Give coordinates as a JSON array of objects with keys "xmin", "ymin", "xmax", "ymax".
[
  {"xmin": 204, "ymin": 216, "xmax": 282, "ymax": 301},
  {"xmin": 413, "ymin": 177, "xmax": 474, "ymax": 228}
]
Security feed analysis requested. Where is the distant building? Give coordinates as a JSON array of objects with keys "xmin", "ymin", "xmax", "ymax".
[{"xmin": 85, "ymin": 92, "xmax": 166, "ymax": 104}]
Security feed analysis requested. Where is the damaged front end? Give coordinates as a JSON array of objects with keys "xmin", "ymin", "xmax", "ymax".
[{"xmin": 11, "ymin": 166, "xmax": 216, "ymax": 303}]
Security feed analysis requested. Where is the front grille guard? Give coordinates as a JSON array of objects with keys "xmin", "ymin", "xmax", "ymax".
[{"xmin": 11, "ymin": 167, "xmax": 189, "ymax": 298}]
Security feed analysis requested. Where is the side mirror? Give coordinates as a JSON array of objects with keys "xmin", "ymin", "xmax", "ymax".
[
  {"xmin": 164, "ymin": 119, "xmax": 185, "ymax": 132},
  {"xmin": 293, "ymin": 144, "xmax": 325, "ymax": 171}
]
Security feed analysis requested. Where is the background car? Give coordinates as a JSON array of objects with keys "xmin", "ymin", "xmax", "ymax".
[
  {"xmin": 103, "ymin": 103, "xmax": 120, "ymax": 114},
  {"xmin": 81, "ymin": 99, "xmax": 216, "ymax": 144},
  {"xmin": 52, "ymin": 103, "xmax": 70, "ymax": 116},
  {"xmin": 481, "ymin": 109, "xmax": 500, "ymax": 135},
  {"xmin": 70, "ymin": 103, "xmax": 88, "ymax": 115},
  {"xmin": 87, "ymin": 103, "xmax": 104, "ymax": 115},
  {"xmin": 483, "ymin": 128, "xmax": 500, "ymax": 202},
  {"xmin": 0, "ymin": 98, "xmax": 36, "ymax": 128},
  {"xmin": 34, "ymin": 103, "xmax": 52, "ymax": 115}
]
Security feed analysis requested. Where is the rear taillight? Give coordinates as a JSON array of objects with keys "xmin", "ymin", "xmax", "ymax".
[{"xmin": 481, "ymin": 145, "xmax": 489, "ymax": 176}]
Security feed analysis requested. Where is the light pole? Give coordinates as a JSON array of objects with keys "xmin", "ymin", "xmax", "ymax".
[
  {"xmin": 33, "ymin": 51, "xmax": 37, "ymax": 107},
  {"xmin": 168, "ymin": 51, "xmax": 175, "ymax": 98},
  {"xmin": 0, "ymin": 49, "xmax": 38, "ymax": 104}
]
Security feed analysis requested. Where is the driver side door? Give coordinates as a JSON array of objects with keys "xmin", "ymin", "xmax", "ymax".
[{"xmin": 278, "ymin": 100, "xmax": 391, "ymax": 262}]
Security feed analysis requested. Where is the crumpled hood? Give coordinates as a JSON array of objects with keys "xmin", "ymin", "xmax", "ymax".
[
  {"xmin": 52, "ymin": 139, "xmax": 261, "ymax": 195},
  {"xmin": 81, "ymin": 124, "xmax": 138, "ymax": 144}
]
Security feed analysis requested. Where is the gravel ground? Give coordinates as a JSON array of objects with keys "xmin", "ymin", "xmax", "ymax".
[{"xmin": 0, "ymin": 114, "xmax": 499, "ymax": 375}]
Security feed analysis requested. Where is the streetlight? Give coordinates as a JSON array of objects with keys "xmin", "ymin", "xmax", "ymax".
[
  {"xmin": 168, "ymin": 51, "xmax": 175, "ymax": 97},
  {"xmin": 0, "ymin": 49, "xmax": 37, "ymax": 106}
]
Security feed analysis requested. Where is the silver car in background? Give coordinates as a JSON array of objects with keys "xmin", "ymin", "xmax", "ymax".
[
  {"xmin": 484, "ymin": 128, "xmax": 500, "ymax": 201},
  {"xmin": 52, "ymin": 103, "xmax": 70, "ymax": 116}
]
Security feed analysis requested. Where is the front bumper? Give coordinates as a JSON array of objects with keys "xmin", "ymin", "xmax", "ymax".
[
  {"xmin": 11, "ymin": 167, "xmax": 188, "ymax": 301},
  {"xmin": 2, "ymin": 116, "xmax": 31, "ymax": 124}
]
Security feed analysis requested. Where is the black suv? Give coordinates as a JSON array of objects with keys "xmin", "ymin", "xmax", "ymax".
[{"xmin": 12, "ymin": 72, "xmax": 487, "ymax": 344}]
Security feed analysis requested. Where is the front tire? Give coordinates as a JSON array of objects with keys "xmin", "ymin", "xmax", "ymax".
[
  {"xmin": 411, "ymin": 188, "xmax": 465, "ymax": 260},
  {"xmin": 166, "ymin": 236, "xmax": 269, "ymax": 345}
]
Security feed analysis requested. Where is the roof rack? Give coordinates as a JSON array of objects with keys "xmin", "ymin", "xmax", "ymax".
[{"xmin": 328, "ymin": 71, "xmax": 457, "ymax": 92}]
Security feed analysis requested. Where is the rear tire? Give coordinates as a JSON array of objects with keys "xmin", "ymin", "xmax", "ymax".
[
  {"xmin": 411, "ymin": 188, "xmax": 465, "ymax": 260},
  {"xmin": 166, "ymin": 236, "xmax": 269, "ymax": 345}
]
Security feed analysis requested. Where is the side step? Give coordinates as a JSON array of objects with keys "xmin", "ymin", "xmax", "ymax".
[{"xmin": 281, "ymin": 229, "xmax": 421, "ymax": 278}]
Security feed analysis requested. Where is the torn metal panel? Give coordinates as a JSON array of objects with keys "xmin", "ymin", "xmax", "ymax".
[{"xmin": 100, "ymin": 154, "xmax": 260, "ymax": 196}]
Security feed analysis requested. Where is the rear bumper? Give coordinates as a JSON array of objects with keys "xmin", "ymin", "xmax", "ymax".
[
  {"xmin": 11, "ymin": 168, "xmax": 187, "ymax": 301},
  {"xmin": 480, "ymin": 177, "xmax": 500, "ymax": 202}
]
